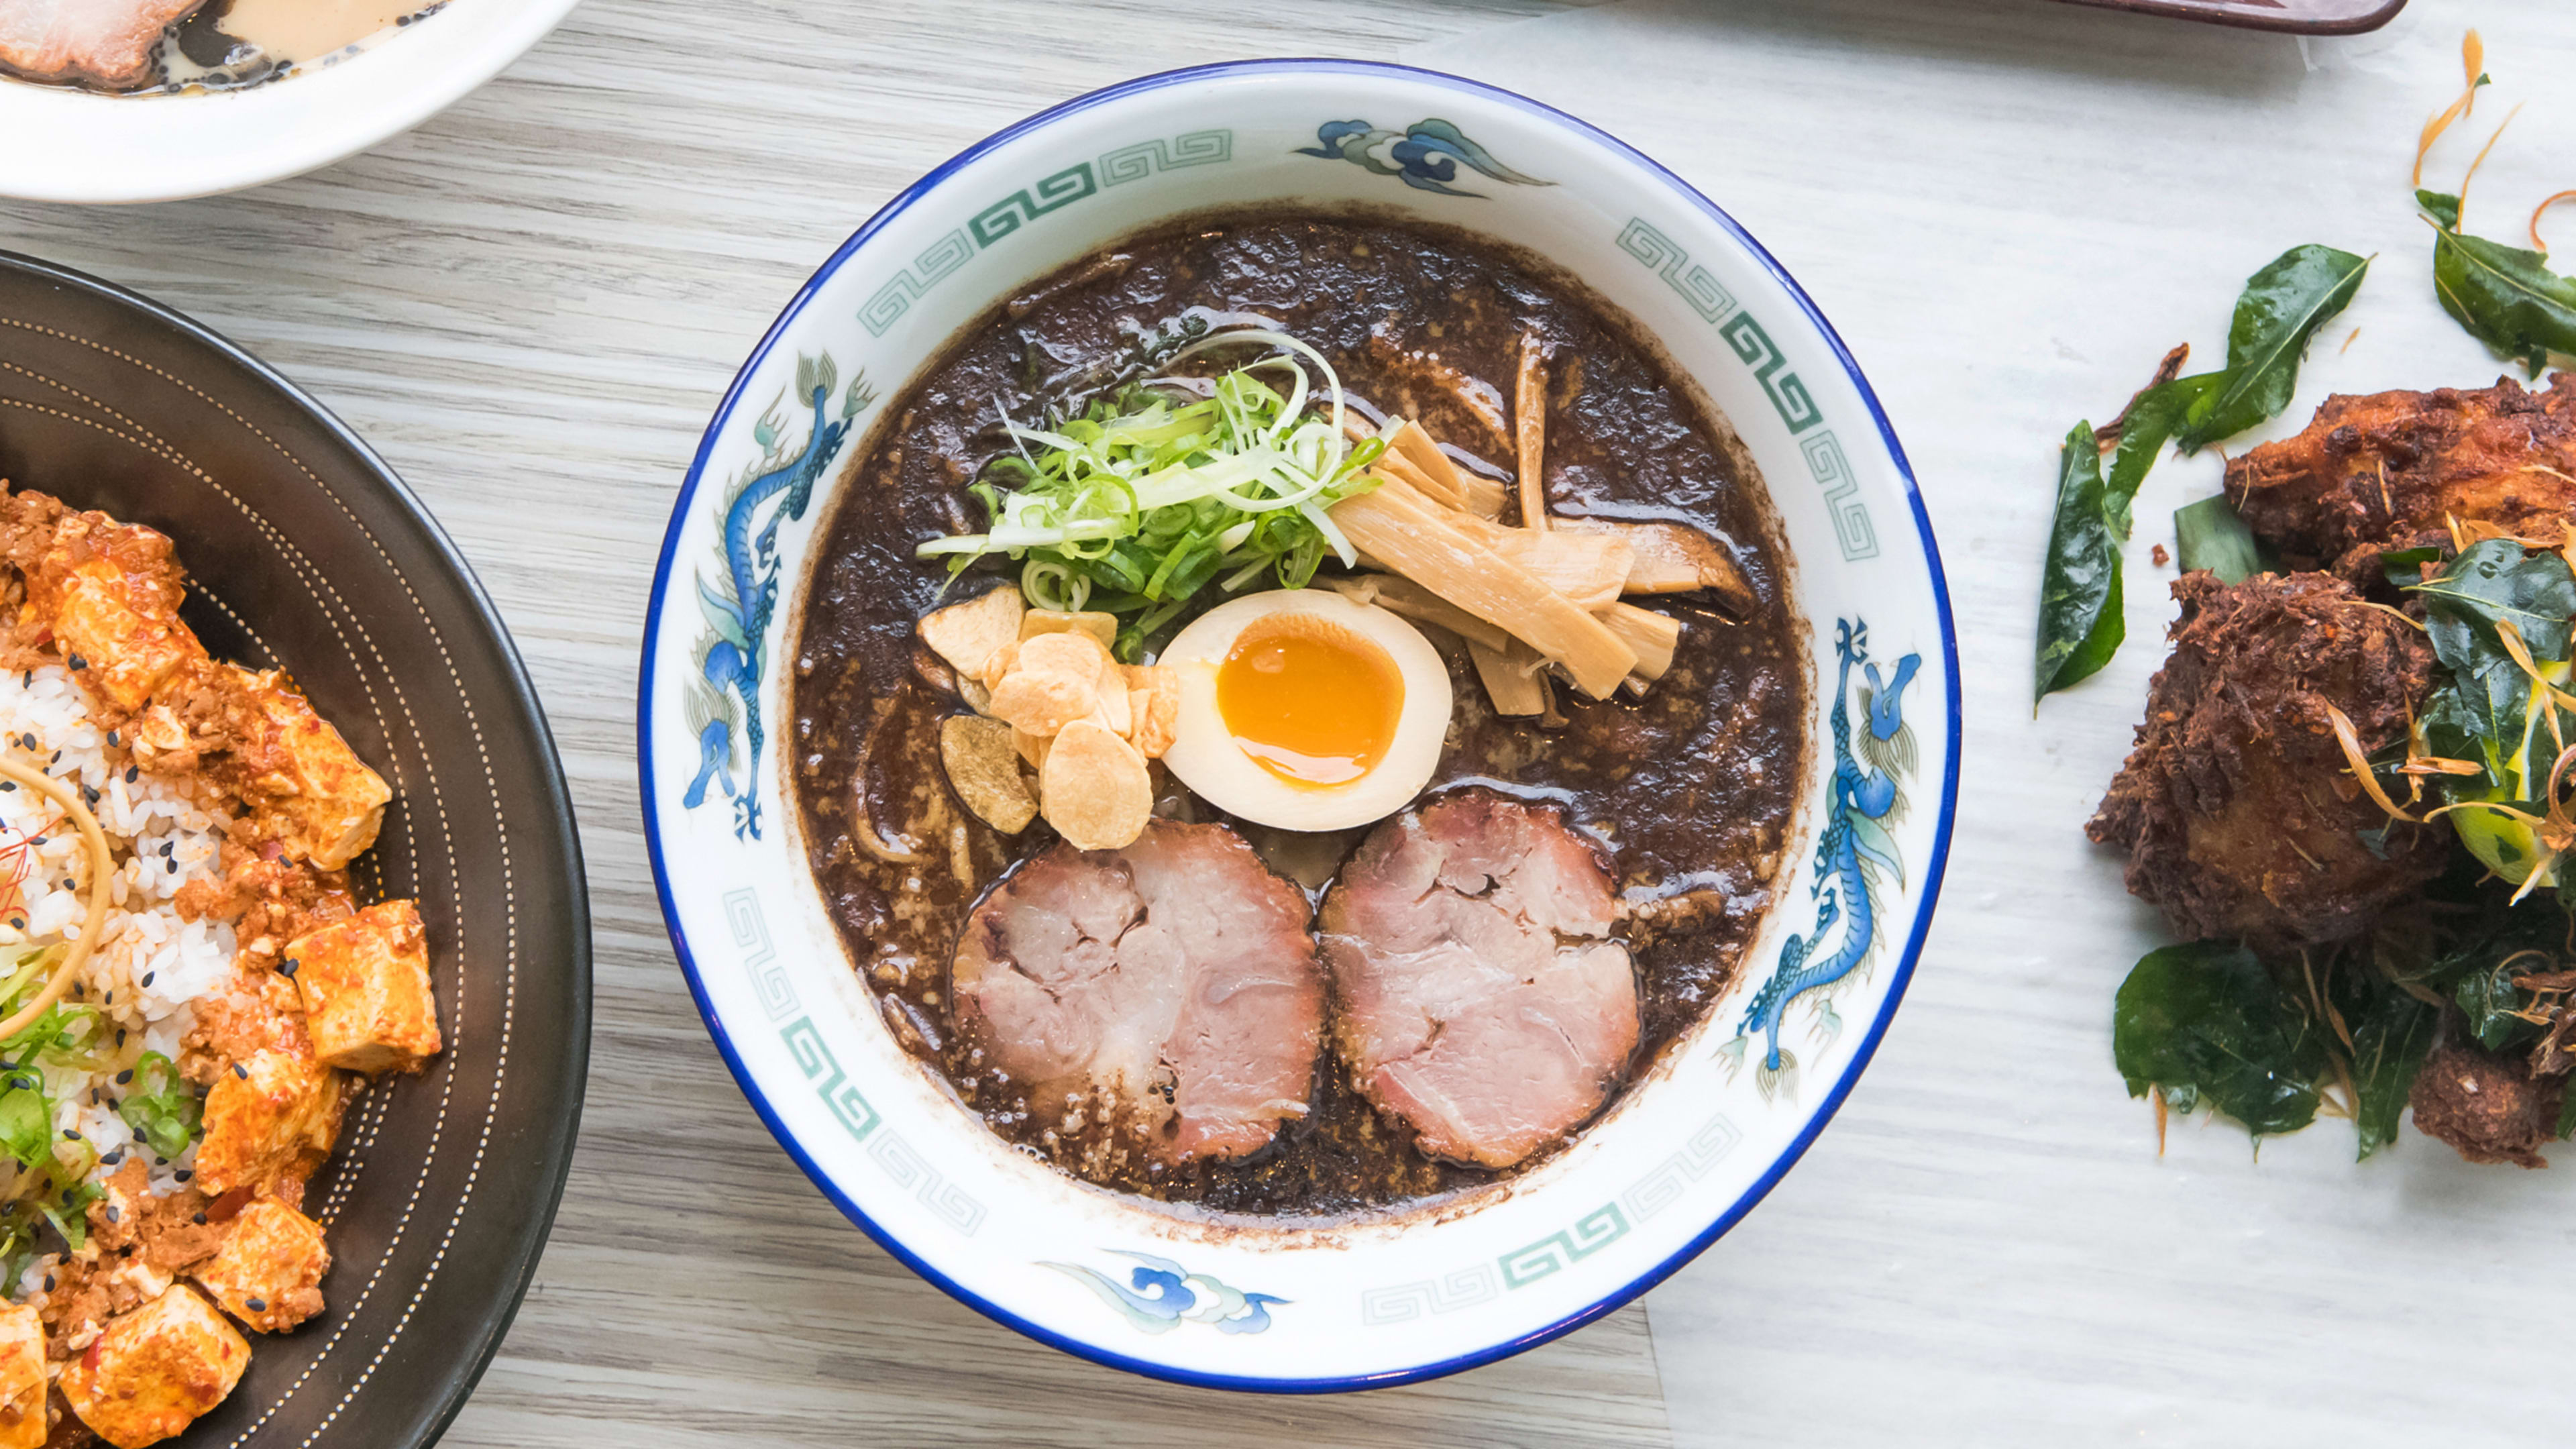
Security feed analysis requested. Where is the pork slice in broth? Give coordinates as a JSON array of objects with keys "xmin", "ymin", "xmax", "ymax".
[
  {"xmin": 953, "ymin": 820, "xmax": 1323, "ymax": 1164},
  {"xmin": 0, "ymin": 0, "xmax": 204, "ymax": 87},
  {"xmin": 1322, "ymin": 793, "xmax": 1640, "ymax": 1169}
]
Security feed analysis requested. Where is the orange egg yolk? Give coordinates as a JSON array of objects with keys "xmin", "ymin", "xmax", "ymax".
[{"xmin": 1216, "ymin": 614, "xmax": 1406, "ymax": 787}]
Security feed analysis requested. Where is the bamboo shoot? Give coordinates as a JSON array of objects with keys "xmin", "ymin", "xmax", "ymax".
[
  {"xmin": 1364, "ymin": 472, "xmax": 1635, "ymax": 611},
  {"xmin": 1322, "ymin": 575, "xmax": 1514, "ymax": 653},
  {"xmin": 1390, "ymin": 422, "xmax": 1505, "ymax": 519},
  {"xmin": 1330, "ymin": 486, "xmax": 1638, "ymax": 697},
  {"xmin": 1597, "ymin": 602, "xmax": 1681, "ymax": 682},
  {"xmin": 1469, "ymin": 639, "xmax": 1551, "ymax": 716},
  {"xmin": 1514, "ymin": 335, "xmax": 1548, "ymax": 531},
  {"xmin": 1554, "ymin": 517, "xmax": 1756, "ymax": 614}
]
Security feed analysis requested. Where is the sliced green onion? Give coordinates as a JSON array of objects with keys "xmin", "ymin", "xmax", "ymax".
[{"xmin": 918, "ymin": 329, "xmax": 1383, "ymax": 655}]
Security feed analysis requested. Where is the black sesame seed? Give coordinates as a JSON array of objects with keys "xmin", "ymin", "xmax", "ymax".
[
  {"xmin": 82, "ymin": 788, "xmax": 97, "ymax": 807},
  {"xmin": 114, "ymin": 1030, "xmax": 125, "ymax": 1047},
  {"xmin": 191, "ymin": 1212, "xmax": 205, "ymax": 1226},
  {"xmin": 101, "ymin": 991, "xmax": 111, "ymax": 1006},
  {"xmin": 123, "ymin": 767, "xmax": 136, "ymax": 784},
  {"xmin": 280, "ymin": 960, "xmax": 298, "ymax": 977},
  {"xmin": 231, "ymin": 1063, "xmax": 248, "ymax": 1079},
  {"xmin": 246, "ymin": 1297, "xmax": 265, "ymax": 1312},
  {"xmin": 27, "ymin": 837, "xmax": 42, "ymax": 847},
  {"xmin": 101, "ymin": 1150, "xmax": 120, "ymax": 1167},
  {"xmin": 174, "ymin": 1169, "xmax": 191, "ymax": 1182},
  {"xmin": 114, "ymin": 1071, "xmax": 131, "ymax": 1085},
  {"xmin": 0, "ymin": 782, "xmax": 13, "ymax": 793},
  {"xmin": 41, "ymin": 1276, "xmax": 52, "ymax": 1292},
  {"xmin": 140, "ymin": 973, "xmax": 153, "ymax": 987},
  {"xmin": 164, "ymin": 859, "xmax": 175, "ymax": 875},
  {"xmin": 105, "ymin": 732, "xmax": 117, "ymax": 747},
  {"xmin": 60, "ymin": 1129, "xmax": 76, "ymax": 1140},
  {"xmin": 158, "ymin": 842, "xmax": 172, "ymax": 857},
  {"xmin": 103, "ymin": 1205, "xmax": 119, "ymax": 1223},
  {"xmin": 64, "ymin": 655, "xmax": 83, "ymax": 671}
]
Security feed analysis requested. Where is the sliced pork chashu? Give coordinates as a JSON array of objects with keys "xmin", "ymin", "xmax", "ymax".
[
  {"xmin": 1320, "ymin": 792, "xmax": 1640, "ymax": 1170},
  {"xmin": 952, "ymin": 820, "xmax": 1323, "ymax": 1171},
  {"xmin": 0, "ymin": 0, "xmax": 204, "ymax": 89}
]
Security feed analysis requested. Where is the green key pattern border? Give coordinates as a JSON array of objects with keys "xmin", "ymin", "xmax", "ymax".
[
  {"xmin": 1615, "ymin": 216, "xmax": 1878, "ymax": 562},
  {"xmin": 859, "ymin": 129, "xmax": 1234, "ymax": 337}
]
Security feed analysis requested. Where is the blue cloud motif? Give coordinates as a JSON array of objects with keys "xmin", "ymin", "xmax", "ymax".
[
  {"xmin": 1295, "ymin": 117, "xmax": 1552, "ymax": 199},
  {"xmin": 1043, "ymin": 1251, "xmax": 1289, "ymax": 1336}
]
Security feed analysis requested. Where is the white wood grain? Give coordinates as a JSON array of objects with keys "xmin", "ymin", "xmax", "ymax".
[{"xmin": 1, "ymin": 1, "xmax": 1690, "ymax": 1444}]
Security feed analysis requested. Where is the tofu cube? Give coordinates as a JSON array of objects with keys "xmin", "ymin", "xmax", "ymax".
[
  {"xmin": 45, "ymin": 553, "xmax": 207, "ymax": 714},
  {"xmin": 219, "ymin": 665, "xmax": 392, "ymax": 869},
  {"xmin": 287, "ymin": 901, "xmax": 441, "ymax": 1075},
  {"xmin": 0, "ymin": 1301, "xmax": 43, "ymax": 1449},
  {"xmin": 192, "ymin": 1201, "xmax": 329, "ymax": 1334},
  {"xmin": 59, "ymin": 1287, "xmax": 248, "ymax": 1449},
  {"xmin": 195, "ymin": 1050, "xmax": 343, "ymax": 1200}
]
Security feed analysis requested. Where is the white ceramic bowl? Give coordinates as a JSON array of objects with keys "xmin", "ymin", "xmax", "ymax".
[
  {"xmin": 1, "ymin": 0, "xmax": 581, "ymax": 204},
  {"xmin": 642, "ymin": 60, "xmax": 1960, "ymax": 1391}
]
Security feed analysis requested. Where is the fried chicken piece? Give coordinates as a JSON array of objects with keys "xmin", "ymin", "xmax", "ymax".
[
  {"xmin": 2226, "ymin": 375, "xmax": 2576, "ymax": 583},
  {"xmin": 2410, "ymin": 1041, "xmax": 2563, "ymax": 1168},
  {"xmin": 2088, "ymin": 572, "xmax": 2447, "ymax": 950}
]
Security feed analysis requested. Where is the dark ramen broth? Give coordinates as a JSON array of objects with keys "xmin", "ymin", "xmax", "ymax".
[{"xmin": 789, "ymin": 211, "xmax": 1809, "ymax": 1220}]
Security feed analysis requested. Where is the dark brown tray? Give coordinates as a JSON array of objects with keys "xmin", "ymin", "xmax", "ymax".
[{"xmin": 2055, "ymin": 0, "xmax": 2406, "ymax": 34}]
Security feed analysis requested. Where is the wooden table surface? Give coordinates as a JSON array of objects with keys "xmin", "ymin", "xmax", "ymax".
[
  {"xmin": 16, "ymin": 0, "xmax": 2569, "ymax": 1443},
  {"xmin": 2, "ymin": 1, "xmax": 1691, "ymax": 1444}
]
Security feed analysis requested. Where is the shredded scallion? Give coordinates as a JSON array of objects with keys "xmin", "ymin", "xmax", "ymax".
[{"xmin": 918, "ymin": 329, "xmax": 1385, "ymax": 657}]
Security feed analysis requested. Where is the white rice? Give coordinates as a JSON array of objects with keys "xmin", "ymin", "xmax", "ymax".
[{"xmin": 0, "ymin": 665, "xmax": 233, "ymax": 1190}]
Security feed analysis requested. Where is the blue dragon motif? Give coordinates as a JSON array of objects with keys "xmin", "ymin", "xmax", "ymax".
[
  {"xmin": 1043, "ymin": 1252, "xmax": 1287, "ymax": 1336},
  {"xmin": 1295, "ymin": 117, "xmax": 1552, "ymax": 199},
  {"xmin": 682, "ymin": 352, "xmax": 877, "ymax": 839},
  {"xmin": 1723, "ymin": 617, "xmax": 1921, "ymax": 1098}
]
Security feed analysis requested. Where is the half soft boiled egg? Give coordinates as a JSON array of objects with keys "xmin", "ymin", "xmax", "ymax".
[{"xmin": 1157, "ymin": 589, "xmax": 1450, "ymax": 832}]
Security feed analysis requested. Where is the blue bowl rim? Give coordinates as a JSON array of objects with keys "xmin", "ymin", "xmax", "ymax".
[{"xmin": 637, "ymin": 56, "xmax": 1962, "ymax": 1395}]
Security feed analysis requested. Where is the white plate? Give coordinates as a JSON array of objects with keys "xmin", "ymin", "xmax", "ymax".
[
  {"xmin": 641, "ymin": 60, "xmax": 1961, "ymax": 1391},
  {"xmin": 2, "ymin": 0, "xmax": 580, "ymax": 204}
]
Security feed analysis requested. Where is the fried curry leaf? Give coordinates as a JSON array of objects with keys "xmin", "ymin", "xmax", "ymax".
[
  {"xmin": 2035, "ymin": 422, "xmax": 2123, "ymax": 702},
  {"xmin": 2104, "ymin": 374, "xmax": 2216, "ymax": 535},
  {"xmin": 2173, "ymin": 493, "xmax": 2271, "ymax": 584},
  {"xmin": 2347, "ymin": 984, "xmax": 2438, "ymax": 1160},
  {"xmin": 2456, "ymin": 960, "xmax": 2545, "ymax": 1051},
  {"xmin": 2404, "ymin": 541, "xmax": 2576, "ymax": 832},
  {"xmin": 2409, "ymin": 537, "xmax": 2576, "ymax": 667},
  {"xmin": 2381, "ymin": 544, "xmax": 2445, "ymax": 586},
  {"xmin": 2422, "ymin": 198, "xmax": 2576, "ymax": 378},
  {"xmin": 2170, "ymin": 245, "xmax": 2373, "ymax": 453},
  {"xmin": 2037, "ymin": 245, "xmax": 2361, "ymax": 702},
  {"xmin": 2114, "ymin": 941, "xmax": 2324, "ymax": 1138}
]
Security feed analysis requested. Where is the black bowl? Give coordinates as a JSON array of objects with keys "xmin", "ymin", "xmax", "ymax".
[{"xmin": 0, "ymin": 251, "xmax": 589, "ymax": 1447}]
